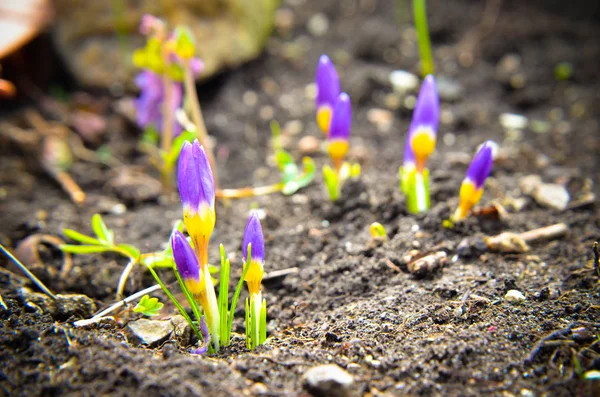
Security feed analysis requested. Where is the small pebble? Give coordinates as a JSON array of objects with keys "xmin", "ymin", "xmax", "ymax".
[
  {"xmin": 367, "ymin": 108, "xmax": 394, "ymax": 133},
  {"xmin": 127, "ymin": 319, "xmax": 173, "ymax": 346},
  {"xmin": 505, "ymin": 290, "xmax": 526, "ymax": 304},
  {"xmin": 389, "ymin": 70, "xmax": 419, "ymax": 93},
  {"xmin": 532, "ymin": 183, "xmax": 570, "ymax": 211},
  {"xmin": 303, "ymin": 364, "xmax": 354, "ymax": 397},
  {"xmin": 307, "ymin": 13, "xmax": 329, "ymax": 37},
  {"xmin": 250, "ymin": 382, "xmax": 269, "ymax": 395},
  {"xmin": 298, "ymin": 136, "xmax": 321, "ymax": 155},
  {"xmin": 499, "ymin": 113, "xmax": 528, "ymax": 130}
]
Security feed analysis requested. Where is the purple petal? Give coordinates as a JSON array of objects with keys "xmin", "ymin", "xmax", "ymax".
[
  {"xmin": 408, "ymin": 75, "xmax": 439, "ymax": 137},
  {"xmin": 466, "ymin": 141, "xmax": 494, "ymax": 189},
  {"xmin": 190, "ymin": 58, "xmax": 204, "ymax": 77},
  {"xmin": 328, "ymin": 93, "xmax": 352, "ymax": 141},
  {"xmin": 242, "ymin": 212, "xmax": 264, "ymax": 263},
  {"xmin": 315, "ymin": 55, "xmax": 340, "ymax": 110},
  {"xmin": 171, "ymin": 230, "xmax": 200, "ymax": 282},
  {"xmin": 192, "ymin": 141, "xmax": 215, "ymax": 210},
  {"xmin": 178, "ymin": 141, "xmax": 201, "ymax": 211},
  {"xmin": 190, "ymin": 316, "xmax": 211, "ymax": 355}
]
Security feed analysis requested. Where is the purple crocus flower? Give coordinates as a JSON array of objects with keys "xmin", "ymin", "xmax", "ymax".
[
  {"xmin": 171, "ymin": 230, "xmax": 201, "ymax": 293},
  {"xmin": 178, "ymin": 140, "xmax": 216, "ymax": 265},
  {"xmin": 407, "ymin": 75, "xmax": 439, "ymax": 172},
  {"xmin": 465, "ymin": 141, "xmax": 494, "ymax": 189},
  {"xmin": 134, "ymin": 70, "xmax": 183, "ymax": 136},
  {"xmin": 454, "ymin": 141, "xmax": 495, "ymax": 221},
  {"xmin": 243, "ymin": 212, "xmax": 265, "ymax": 297},
  {"xmin": 242, "ymin": 212, "xmax": 265, "ymax": 264},
  {"xmin": 315, "ymin": 55, "xmax": 340, "ymax": 134},
  {"xmin": 328, "ymin": 93, "xmax": 352, "ymax": 142}
]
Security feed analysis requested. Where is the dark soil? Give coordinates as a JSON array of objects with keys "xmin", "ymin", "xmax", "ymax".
[{"xmin": 1, "ymin": 0, "xmax": 600, "ymax": 396}]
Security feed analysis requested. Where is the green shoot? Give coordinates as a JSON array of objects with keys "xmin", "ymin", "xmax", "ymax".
[
  {"xmin": 133, "ymin": 295, "xmax": 164, "ymax": 316},
  {"xmin": 227, "ymin": 243, "xmax": 253, "ymax": 343},
  {"xmin": 404, "ymin": 168, "xmax": 430, "ymax": 213},
  {"xmin": 369, "ymin": 222, "xmax": 388, "ymax": 241},
  {"xmin": 218, "ymin": 244, "xmax": 231, "ymax": 346},
  {"xmin": 413, "ymin": 0, "xmax": 435, "ymax": 77}
]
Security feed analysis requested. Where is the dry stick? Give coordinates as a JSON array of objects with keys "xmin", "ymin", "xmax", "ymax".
[
  {"xmin": 518, "ymin": 223, "xmax": 569, "ymax": 242},
  {"xmin": 0, "ymin": 243, "xmax": 57, "ymax": 300},
  {"xmin": 73, "ymin": 283, "xmax": 164, "ymax": 327},
  {"xmin": 524, "ymin": 322, "xmax": 579, "ymax": 364},
  {"xmin": 216, "ymin": 183, "xmax": 284, "ymax": 199},
  {"xmin": 182, "ymin": 59, "xmax": 219, "ymax": 187}
]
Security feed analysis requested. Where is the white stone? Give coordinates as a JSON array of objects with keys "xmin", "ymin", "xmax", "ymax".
[{"xmin": 505, "ymin": 290, "xmax": 526, "ymax": 304}]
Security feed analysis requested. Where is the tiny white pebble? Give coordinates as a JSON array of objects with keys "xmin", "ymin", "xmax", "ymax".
[{"xmin": 505, "ymin": 289, "xmax": 526, "ymax": 304}]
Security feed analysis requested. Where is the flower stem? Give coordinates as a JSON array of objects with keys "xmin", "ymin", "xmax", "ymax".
[
  {"xmin": 161, "ymin": 74, "xmax": 174, "ymax": 192},
  {"xmin": 182, "ymin": 59, "xmax": 219, "ymax": 188},
  {"xmin": 413, "ymin": 0, "xmax": 435, "ymax": 77}
]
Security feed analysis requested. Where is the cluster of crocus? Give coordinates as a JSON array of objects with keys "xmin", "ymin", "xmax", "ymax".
[
  {"xmin": 315, "ymin": 55, "xmax": 358, "ymax": 201},
  {"xmin": 170, "ymin": 140, "xmax": 267, "ymax": 352},
  {"xmin": 400, "ymin": 75, "xmax": 439, "ymax": 213},
  {"xmin": 453, "ymin": 141, "xmax": 495, "ymax": 221}
]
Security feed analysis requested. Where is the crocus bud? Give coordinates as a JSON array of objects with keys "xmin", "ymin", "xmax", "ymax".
[
  {"xmin": 326, "ymin": 93, "xmax": 352, "ymax": 171},
  {"xmin": 174, "ymin": 26, "xmax": 195, "ymax": 59},
  {"xmin": 171, "ymin": 230, "xmax": 203, "ymax": 297},
  {"xmin": 315, "ymin": 55, "xmax": 340, "ymax": 135},
  {"xmin": 454, "ymin": 141, "xmax": 494, "ymax": 221},
  {"xmin": 178, "ymin": 140, "xmax": 216, "ymax": 264},
  {"xmin": 243, "ymin": 212, "xmax": 265, "ymax": 297},
  {"xmin": 408, "ymin": 75, "xmax": 439, "ymax": 172}
]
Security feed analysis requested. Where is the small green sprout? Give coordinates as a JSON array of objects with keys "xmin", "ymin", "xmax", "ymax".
[
  {"xmin": 133, "ymin": 295, "xmax": 164, "ymax": 316},
  {"xmin": 369, "ymin": 222, "xmax": 388, "ymax": 241},
  {"xmin": 216, "ymin": 121, "xmax": 316, "ymax": 199},
  {"xmin": 554, "ymin": 62, "xmax": 573, "ymax": 81}
]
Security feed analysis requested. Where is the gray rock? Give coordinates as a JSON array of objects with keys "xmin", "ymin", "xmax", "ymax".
[
  {"xmin": 52, "ymin": 0, "xmax": 279, "ymax": 88},
  {"xmin": 303, "ymin": 364, "xmax": 355, "ymax": 397},
  {"xmin": 127, "ymin": 318, "xmax": 173, "ymax": 347},
  {"xmin": 532, "ymin": 183, "xmax": 570, "ymax": 211}
]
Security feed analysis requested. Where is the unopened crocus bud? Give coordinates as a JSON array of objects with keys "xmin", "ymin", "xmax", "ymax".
[
  {"xmin": 315, "ymin": 55, "xmax": 340, "ymax": 135},
  {"xmin": 243, "ymin": 212, "xmax": 265, "ymax": 297},
  {"xmin": 178, "ymin": 140, "xmax": 216, "ymax": 264},
  {"xmin": 454, "ymin": 141, "xmax": 494, "ymax": 221},
  {"xmin": 171, "ymin": 230, "xmax": 203, "ymax": 297},
  {"xmin": 174, "ymin": 26, "xmax": 195, "ymax": 59},
  {"xmin": 408, "ymin": 75, "xmax": 439, "ymax": 172},
  {"xmin": 326, "ymin": 93, "xmax": 352, "ymax": 171}
]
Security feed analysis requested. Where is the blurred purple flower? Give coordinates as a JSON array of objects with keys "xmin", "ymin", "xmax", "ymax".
[
  {"xmin": 190, "ymin": 316, "xmax": 211, "ymax": 355},
  {"xmin": 328, "ymin": 93, "xmax": 352, "ymax": 142},
  {"xmin": 465, "ymin": 141, "xmax": 494, "ymax": 189},
  {"xmin": 134, "ymin": 70, "xmax": 183, "ymax": 136}
]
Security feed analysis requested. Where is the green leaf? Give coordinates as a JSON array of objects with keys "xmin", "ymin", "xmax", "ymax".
[
  {"xmin": 91, "ymin": 214, "xmax": 114, "ymax": 245},
  {"xmin": 282, "ymin": 156, "xmax": 315, "ymax": 195},
  {"xmin": 133, "ymin": 295, "xmax": 164, "ymax": 316},
  {"xmin": 208, "ymin": 264, "xmax": 220, "ymax": 274},
  {"xmin": 259, "ymin": 298, "xmax": 267, "ymax": 345},
  {"xmin": 59, "ymin": 245, "xmax": 113, "ymax": 255},
  {"xmin": 141, "ymin": 252, "xmax": 174, "ymax": 268},
  {"xmin": 117, "ymin": 244, "xmax": 141, "ymax": 260},
  {"xmin": 163, "ymin": 130, "xmax": 196, "ymax": 169},
  {"xmin": 63, "ymin": 229, "xmax": 102, "ymax": 245},
  {"xmin": 141, "ymin": 125, "xmax": 160, "ymax": 145},
  {"xmin": 322, "ymin": 165, "xmax": 339, "ymax": 201},
  {"xmin": 218, "ymin": 244, "xmax": 230, "ymax": 345}
]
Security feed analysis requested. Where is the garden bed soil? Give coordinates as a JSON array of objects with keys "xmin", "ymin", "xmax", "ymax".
[{"xmin": 1, "ymin": 0, "xmax": 599, "ymax": 396}]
